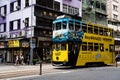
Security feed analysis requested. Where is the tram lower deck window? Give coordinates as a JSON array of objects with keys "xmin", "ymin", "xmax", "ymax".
[
  {"xmin": 82, "ymin": 42, "xmax": 87, "ymax": 51},
  {"xmin": 94, "ymin": 43, "xmax": 99, "ymax": 51},
  {"xmin": 61, "ymin": 43, "xmax": 66, "ymax": 50},
  {"xmin": 100, "ymin": 44, "xmax": 104, "ymax": 51}
]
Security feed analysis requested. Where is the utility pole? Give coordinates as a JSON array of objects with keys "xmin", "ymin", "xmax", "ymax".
[{"xmin": 30, "ymin": 0, "xmax": 33, "ymax": 65}]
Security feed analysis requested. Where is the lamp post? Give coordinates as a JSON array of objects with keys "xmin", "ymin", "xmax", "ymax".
[{"xmin": 30, "ymin": 0, "xmax": 33, "ymax": 65}]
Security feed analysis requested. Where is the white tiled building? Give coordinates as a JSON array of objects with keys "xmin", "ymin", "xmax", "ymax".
[
  {"xmin": 107, "ymin": 0, "xmax": 120, "ymax": 54},
  {"xmin": 0, "ymin": 0, "xmax": 82, "ymax": 63}
]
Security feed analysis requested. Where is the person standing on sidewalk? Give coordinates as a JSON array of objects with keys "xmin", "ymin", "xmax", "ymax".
[
  {"xmin": 15, "ymin": 55, "xmax": 19, "ymax": 65},
  {"xmin": 20, "ymin": 55, "xmax": 24, "ymax": 65}
]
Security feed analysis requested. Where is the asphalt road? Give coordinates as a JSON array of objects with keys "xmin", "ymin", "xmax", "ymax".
[{"xmin": 8, "ymin": 66, "xmax": 120, "ymax": 80}]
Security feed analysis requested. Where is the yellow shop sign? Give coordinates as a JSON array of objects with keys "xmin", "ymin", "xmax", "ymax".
[{"xmin": 8, "ymin": 40, "xmax": 20, "ymax": 47}]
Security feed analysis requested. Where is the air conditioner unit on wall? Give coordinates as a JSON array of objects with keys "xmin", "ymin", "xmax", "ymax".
[
  {"xmin": 16, "ymin": 6, "xmax": 20, "ymax": 10},
  {"xmin": 16, "ymin": 34, "xmax": 20, "ymax": 37},
  {"xmin": 20, "ymin": 30, "xmax": 25, "ymax": 37},
  {"xmin": 87, "ymin": 5, "xmax": 93, "ymax": 11}
]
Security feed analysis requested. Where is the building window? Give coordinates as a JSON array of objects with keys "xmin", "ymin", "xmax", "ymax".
[
  {"xmin": 36, "ymin": 0, "xmax": 53, "ymax": 9},
  {"xmin": 96, "ymin": 1, "xmax": 100, "ymax": 8},
  {"xmin": 0, "ymin": 5, "xmax": 7, "ymax": 17},
  {"xmin": 113, "ymin": 5, "xmax": 118, "ymax": 11},
  {"xmin": 25, "ymin": 0, "xmax": 29, "ymax": 7},
  {"xmin": 101, "ymin": 3, "xmax": 106, "ymax": 11},
  {"xmin": 10, "ymin": 19, "xmax": 21, "ymax": 31},
  {"xmin": 24, "ymin": 18, "xmax": 29, "ymax": 27},
  {"xmin": 63, "ymin": 4, "xmax": 68, "ymax": 13},
  {"xmin": 63, "ymin": 4, "xmax": 79, "ymax": 15},
  {"xmin": 54, "ymin": 1, "xmax": 60, "ymax": 11},
  {"xmin": 10, "ymin": 1, "xmax": 21, "ymax": 13},
  {"xmin": 113, "ymin": 0, "xmax": 118, "ymax": 3},
  {"xmin": 113, "ymin": 14, "xmax": 118, "ymax": 20},
  {"xmin": 0, "ymin": 23, "xmax": 6, "ymax": 32}
]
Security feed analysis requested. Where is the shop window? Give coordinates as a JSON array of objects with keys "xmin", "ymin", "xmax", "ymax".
[
  {"xmin": 100, "ymin": 44, "xmax": 104, "ymax": 51},
  {"xmin": 82, "ymin": 42, "xmax": 87, "ymax": 51},
  {"xmin": 88, "ymin": 43, "xmax": 93, "ymax": 51}
]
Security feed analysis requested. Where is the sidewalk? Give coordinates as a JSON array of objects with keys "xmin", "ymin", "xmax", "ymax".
[{"xmin": 0, "ymin": 63, "xmax": 56, "ymax": 79}]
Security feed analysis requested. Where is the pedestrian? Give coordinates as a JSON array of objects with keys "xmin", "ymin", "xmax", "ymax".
[
  {"xmin": 26, "ymin": 56, "xmax": 30, "ymax": 65},
  {"xmin": 15, "ymin": 55, "xmax": 19, "ymax": 65},
  {"xmin": 20, "ymin": 55, "xmax": 24, "ymax": 65}
]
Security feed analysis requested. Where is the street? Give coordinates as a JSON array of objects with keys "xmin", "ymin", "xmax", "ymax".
[{"xmin": 6, "ymin": 65, "xmax": 120, "ymax": 80}]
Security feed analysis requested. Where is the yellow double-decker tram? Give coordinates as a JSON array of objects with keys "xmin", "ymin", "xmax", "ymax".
[{"xmin": 52, "ymin": 16, "xmax": 115, "ymax": 67}]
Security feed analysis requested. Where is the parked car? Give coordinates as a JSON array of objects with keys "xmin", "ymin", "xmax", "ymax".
[{"xmin": 115, "ymin": 54, "xmax": 120, "ymax": 61}]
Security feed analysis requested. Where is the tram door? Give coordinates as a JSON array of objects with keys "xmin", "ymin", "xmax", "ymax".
[{"xmin": 68, "ymin": 43, "xmax": 80, "ymax": 66}]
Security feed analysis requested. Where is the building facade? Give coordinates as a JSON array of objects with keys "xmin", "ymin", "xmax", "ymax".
[
  {"xmin": 0, "ymin": 0, "xmax": 82, "ymax": 63},
  {"xmin": 82, "ymin": 0, "xmax": 107, "ymax": 26},
  {"xmin": 107, "ymin": 0, "xmax": 120, "ymax": 55}
]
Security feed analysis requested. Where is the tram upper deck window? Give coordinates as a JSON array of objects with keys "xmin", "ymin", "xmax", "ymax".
[
  {"xmin": 56, "ymin": 22, "xmax": 61, "ymax": 30},
  {"xmin": 88, "ymin": 24, "xmax": 93, "ymax": 33},
  {"xmin": 69, "ymin": 20, "xmax": 74, "ymax": 30},
  {"xmin": 110, "ymin": 29, "xmax": 113, "ymax": 37},
  {"xmin": 104, "ymin": 28, "xmax": 108, "ymax": 36},
  {"xmin": 82, "ymin": 23, "xmax": 87, "ymax": 32},
  {"xmin": 99, "ymin": 27, "xmax": 103, "ymax": 35},
  {"xmin": 62, "ymin": 21, "xmax": 67, "ymax": 29},
  {"xmin": 75, "ymin": 21, "xmax": 81, "ymax": 31},
  {"xmin": 94, "ymin": 26, "xmax": 98, "ymax": 34}
]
